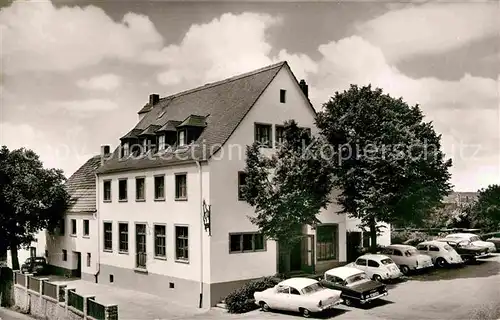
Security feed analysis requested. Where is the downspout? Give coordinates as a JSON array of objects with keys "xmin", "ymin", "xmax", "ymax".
[
  {"xmin": 94, "ymin": 172, "xmax": 100, "ymax": 283},
  {"xmin": 196, "ymin": 160, "xmax": 203, "ymax": 308}
]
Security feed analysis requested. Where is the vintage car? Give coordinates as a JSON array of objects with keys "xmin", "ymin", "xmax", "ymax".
[
  {"xmin": 347, "ymin": 254, "xmax": 402, "ymax": 281},
  {"xmin": 416, "ymin": 240, "xmax": 463, "ymax": 267},
  {"xmin": 254, "ymin": 277, "xmax": 342, "ymax": 318},
  {"xmin": 379, "ymin": 244, "xmax": 434, "ymax": 275},
  {"xmin": 435, "ymin": 238, "xmax": 489, "ymax": 262},
  {"xmin": 21, "ymin": 257, "xmax": 48, "ymax": 275},
  {"xmin": 444, "ymin": 233, "xmax": 496, "ymax": 253},
  {"xmin": 321, "ymin": 266, "xmax": 388, "ymax": 306},
  {"xmin": 482, "ymin": 232, "xmax": 500, "ymax": 250}
]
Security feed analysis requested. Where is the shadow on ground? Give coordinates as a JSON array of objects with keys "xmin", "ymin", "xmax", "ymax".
[
  {"xmin": 356, "ymin": 299, "xmax": 394, "ymax": 310},
  {"xmin": 258, "ymin": 307, "xmax": 350, "ymax": 319},
  {"xmin": 407, "ymin": 259, "xmax": 500, "ymax": 282}
]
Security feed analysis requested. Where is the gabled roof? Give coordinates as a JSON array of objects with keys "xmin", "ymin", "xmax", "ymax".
[
  {"xmin": 120, "ymin": 128, "xmax": 143, "ymax": 140},
  {"xmin": 97, "ymin": 61, "xmax": 309, "ymax": 174},
  {"xmin": 178, "ymin": 114, "xmax": 207, "ymax": 128},
  {"xmin": 157, "ymin": 120, "xmax": 182, "ymax": 132},
  {"xmin": 65, "ymin": 155, "xmax": 101, "ymax": 213}
]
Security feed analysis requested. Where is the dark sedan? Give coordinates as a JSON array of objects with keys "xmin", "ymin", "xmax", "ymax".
[
  {"xmin": 320, "ymin": 266, "xmax": 388, "ymax": 306},
  {"xmin": 435, "ymin": 238, "xmax": 489, "ymax": 263},
  {"xmin": 21, "ymin": 257, "xmax": 48, "ymax": 275},
  {"xmin": 482, "ymin": 232, "xmax": 500, "ymax": 251}
]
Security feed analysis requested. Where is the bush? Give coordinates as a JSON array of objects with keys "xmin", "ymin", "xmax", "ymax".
[{"xmin": 225, "ymin": 276, "xmax": 281, "ymax": 313}]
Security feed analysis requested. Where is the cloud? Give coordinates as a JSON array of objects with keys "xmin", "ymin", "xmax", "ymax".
[
  {"xmin": 0, "ymin": 0, "xmax": 163, "ymax": 74},
  {"xmin": 47, "ymin": 99, "xmax": 118, "ymax": 117},
  {"xmin": 154, "ymin": 13, "xmax": 282, "ymax": 86},
  {"xmin": 357, "ymin": 2, "xmax": 499, "ymax": 61},
  {"xmin": 77, "ymin": 74, "xmax": 122, "ymax": 91}
]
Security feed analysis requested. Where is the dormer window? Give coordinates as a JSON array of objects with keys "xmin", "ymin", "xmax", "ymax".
[
  {"xmin": 122, "ymin": 142, "xmax": 130, "ymax": 158},
  {"xmin": 142, "ymin": 138, "xmax": 148, "ymax": 153},
  {"xmin": 158, "ymin": 135, "xmax": 166, "ymax": 150},
  {"xmin": 178, "ymin": 130, "xmax": 186, "ymax": 146}
]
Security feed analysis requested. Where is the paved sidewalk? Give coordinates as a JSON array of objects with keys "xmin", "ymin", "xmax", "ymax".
[
  {"xmin": 44, "ymin": 277, "xmax": 208, "ymax": 320},
  {"xmin": 0, "ymin": 308, "xmax": 35, "ymax": 320}
]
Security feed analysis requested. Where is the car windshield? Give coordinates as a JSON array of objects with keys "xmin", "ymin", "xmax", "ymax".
[
  {"xmin": 301, "ymin": 283, "xmax": 323, "ymax": 294},
  {"xmin": 444, "ymin": 245, "xmax": 454, "ymax": 251},
  {"xmin": 345, "ymin": 273, "xmax": 368, "ymax": 284},
  {"xmin": 404, "ymin": 249, "xmax": 418, "ymax": 256},
  {"xmin": 34, "ymin": 258, "xmax": 45, "ymax": 263},
  {"xmin": 380, "ymin": 258, "xmax": 394, "ymax": 265},
  {"xmin": 470, "ymin": 236, "xmax": 480, "ymax": 242}
]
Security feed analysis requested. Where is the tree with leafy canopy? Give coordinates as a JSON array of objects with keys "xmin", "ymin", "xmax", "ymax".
[
  {"xmin": 470, "ymin": 185, "xmax": 500, "ymax": 231},
  {"xmin": 242, "ymin": 120, "xmax": 335, "ymax": 272},
  {"xmin": 316, "ymin": 85, "xmax": 453, "ymax": 251},
  {"xmin": 0, "ymin": 146, "xmax": 71, "ymax": 270}
]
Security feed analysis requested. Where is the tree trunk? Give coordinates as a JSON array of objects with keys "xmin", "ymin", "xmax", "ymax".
[
  {"xmin": 10, "ymin": 247, "xmax": 19, "ymax": 271},
  {"xmin": 0, "ymin": 266, "xmax": 14, "ymax": 307},
  {"xmin": 369, "ymin": 218, "xmax": 378, "ymax": 253}
]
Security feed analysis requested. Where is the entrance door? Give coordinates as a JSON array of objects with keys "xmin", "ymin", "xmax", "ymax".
[
  {"xmin": 346, "ymin": 231, "xmax": 362, "ymax": 262},
  {"xmin": 301, "ymin": 235, "xmax": 315, "ymax": 274},
  {"xmin": 290, "ymin": 241, "xmax": 302, "ymax": 271},
  {"xmin": 74, "ymin": 252, "xmax": 82, "ymax": 278}
]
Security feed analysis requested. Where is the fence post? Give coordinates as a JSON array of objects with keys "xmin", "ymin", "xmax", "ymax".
[
  {"xmin": 83, "ymin": 295, "xmax": 95, "ymax": 320},
  {"xmin": 12, "ymin": 270, "xmax": 19, "ymax": 284},
  {"xmin": 38, "ymin": 277, "xmax": 49, "ymax": 297},
  {"xmin": 65, "ymin": 288, "xmax": 75, "ymax": 315},
  {"xmin": 104, "ymin": 304, "xmax": 118, "ymax": 320},
  {"xmin": 24, "ymin": 274, "xmax": 33, "ymax": 309}
]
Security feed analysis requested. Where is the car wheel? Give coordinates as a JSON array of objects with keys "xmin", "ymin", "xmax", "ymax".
[
  {"xmin": 344, "ymin": 298, "xmax": 353, "ymax": 306},
  {"xmin": 400, "ymin": 265, "xmax": 410, "ymax": 275},
  {"xmin": 301, "ymin": 308, "xmax": 311, "ymax": 318},
  {"xmin": 259, "ymin": 301, "xmax": 269, "ymax": 312},
  {"xmin": 436, "ymin": 258, "xmax": 447, "ymax": 268},
  {"xmin": 373, "ymin": 274, "xmax": 383, "ymax": 282}
]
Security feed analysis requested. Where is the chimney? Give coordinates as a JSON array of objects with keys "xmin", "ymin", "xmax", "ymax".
[
  {"xmin": 299, "ymin": 79, "xmax": 308, "ymax": 98},
  {"xmin": 149, "ymin": 94, "xmax": 160, "ymax": 106},
  {"xmin": 100, "ymin": 145, "xmax": 111, "ymax": 164}
]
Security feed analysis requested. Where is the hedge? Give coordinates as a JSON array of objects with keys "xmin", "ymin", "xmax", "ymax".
[{"xmin": 225, "ymin": 276, "xmax": 281, "ymax": 313}]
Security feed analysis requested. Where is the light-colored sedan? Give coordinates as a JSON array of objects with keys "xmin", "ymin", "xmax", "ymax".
[
  {"xmin": 254, "ymin": 277, "xmax": 342, "ymax": 318},
  {"xmin": 444, "ymin": 233, "xmax": 496, "ymax": 253},
  {"xmin": 416, "ymin": 240, "xmax": 463, "ymax": 267},
  {"xmin": 348, "ymin": 254, "xmax": 402, "ymax": 281},
  {"xmin": 379, "ymin": 244, "xmax": 434, "ymax": 275}
]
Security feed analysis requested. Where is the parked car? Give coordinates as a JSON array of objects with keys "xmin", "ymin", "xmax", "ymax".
[
  {"xmin": 415, "ymin": 240, "xmax": 463, "ymax": 267},
  {"xmin": 254, "ymin": 278, "xmax": 342, "ymax": 318},
  {"xmin": 444, "ymin": 233, "xmax": 496, "ymax": 253},
  {"xmin": 347, "ymin": 254, "xmax": 402, "ymax": 281},
  {"xmin": 21, "ymin": 257, "xmax": 48, "ymax": 275},
  {"xmin": 379, "ymin": 244, "xmax": 434, "ymax": 275},
  {"xmin": 321, "ymin": 266, "xmax": 388, "ymax": 306},
  {"xmin": 435, "ymin": 238, "xmax": 489, "ymax": 263},
  {"xmin": 482, "ymin": 232, "xmax": 500, "ymax": 251}
]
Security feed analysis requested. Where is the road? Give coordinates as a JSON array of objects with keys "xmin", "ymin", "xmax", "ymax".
[
  {"xmin": 191, "ymin": 254, "xmax": 500, "ymax": 320},
  {"xmin": 0, "ymin": 308, "xmax": 34, "ymax": 320}
]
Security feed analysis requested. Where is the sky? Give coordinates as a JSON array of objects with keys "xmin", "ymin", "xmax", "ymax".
[{"xmin": 0, "ymin": 0, "xmax": 499, "ymax": 192}]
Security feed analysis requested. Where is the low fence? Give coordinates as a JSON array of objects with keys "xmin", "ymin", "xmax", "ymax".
[{"xmin": 12, "ymin": 271, "xmax": 117, "ymax": 320}]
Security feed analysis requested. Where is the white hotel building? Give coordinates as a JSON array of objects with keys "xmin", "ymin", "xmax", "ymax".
[{"xmin": 39, "ymin": 62, "xmax": 390, "ymax": 308}]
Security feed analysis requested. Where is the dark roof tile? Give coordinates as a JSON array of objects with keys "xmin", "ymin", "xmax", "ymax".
[{"xmin": 65, "ymin": 155, "xmax": 101, "ymax": 212}]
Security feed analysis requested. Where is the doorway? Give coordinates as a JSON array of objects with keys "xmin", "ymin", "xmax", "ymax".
[
  {"xmin": 29, "ymin": 247, "xmax": 36, "ymax": 257},
  {"xmin": 74, "ymin": 252, "xmax": 82, "ymax": 278},
  {"xmin": 346, "ymin": 231, "xmax": 362, "ymax": 262}
]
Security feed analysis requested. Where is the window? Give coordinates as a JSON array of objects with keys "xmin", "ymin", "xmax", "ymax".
[
  {"xmin": 316, "ymin": 224, "xmax": 338, "ymax": 261},
  {"xmin": 62, "ymin": 250, "xmax": 67, "ymax": 261},
  {"xmin": 135, "ymin": 177, "xmax": 145, "ymax": 201},
  {"xmin": 71, "ymin": 219, "xmax": 77, "ymax": 236},
  {"xmin": 254, "ymin": 124, "xmax": 272, "ymax": 148},
  {"xmin": 368, "ymin": 260, "xmax": 380, "ymax": 267},
  {"xmin": 158, "ymin": 135, "xmax": 166, "ymax": 150},
  {"xmin": 119, "ymin": 223, "xmax": 128, "ymax": 253},
  {"xmin": 59, "ymin": 218, "xmax": 65, "ymax": 236},
  {"xmin": 178, "ymin": 130, "xmax": 186, "ymax": 146},
  {"xmin": 290, "ymin": 288, "xmax": 300, "ymax": 295},
  {"xmin": 154, "ymin": 225, "xmax": 166, "ymax": 258},
  {"xmin": 355, "ymin": 258, "xmax": 366, "ymax": 266},
  {"xmin": 86, "ymin": 253, "xmax": 91, "ymax": 267},
  {"xmin": 103, "ymin": 180, "xmax": 111, "ymax": 201},
  {"xmin": 429, "ymin": 245, "xmax": 439, "ymax": 252},
  {"xmin": 142, "ymin": 138, "xmax": 148, "ymax": 153},
  {"xmin": 275, "ymin": 125, "xmax": 284, "ymax": 146},
  {"xmin": 229, "ymin": 233, "xmax": 265, "ymax": 253},
  {"xmin": 277, "ymin": 286, "xmax": 289, "ymax": 294},
  {"xmin": 393, "ymin": 249, "xmax": 403, "ymax": 256},
  {"xmin": 175, "ymin": 174, "xmax": 187, "ymax": 200},
  {"xmin": 175, "ymin": 226, "xmax": 189, "ymax": 261},
  {"xmin": 103, "ymin": 222, "xmax": 112, "ymax": 251},
  {"xmin": 416, "ymin": 244, "xmax": 427, "ymax": 251},
  {"xmin": 280, "ymin": 89, "xmax": 286, "ymax": 103},
  {"xmin": 136, "ymin": 224, "xmax": 147, "ymax": 268},
  {"xmin": 238, "ymin": 172, "xmax": 247, "ymax": 201},
  {"xmin": 154, "ymin": 175, "xmax": 165, "ymax": 200},
  {"xmin": 83, "ymin": 220, "xmax": 89, "ymax": 237},
  {"xmin": 380, "ymin": 248, "xmax": 392, "ymax": 255},
  {"xmin": 122, "ymin": 142, "xmax": 129, "ymax": 158},
  {"xmin": 118, "ymin": 179, "xmax": 127, "ymax": 201}
]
